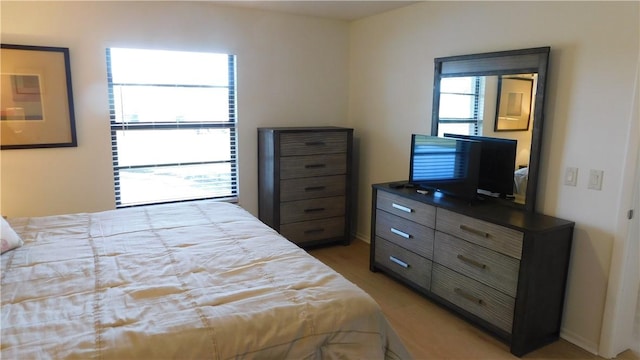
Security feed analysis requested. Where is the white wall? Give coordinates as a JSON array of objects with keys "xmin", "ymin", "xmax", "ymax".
[
  {"xmin": 348, "ymin": 1, "xmax": 639, "ymax": 355},
  {"xmin": 600, "ymin": 59, "xmax": 640, "ymax": 358},
  {"xmin": 0, "ymin": 1, "xmax": 349, "ymax": 217},
  {"xmin": 2, "ymin": 0, "xmax": 639, "ymax": 356}
]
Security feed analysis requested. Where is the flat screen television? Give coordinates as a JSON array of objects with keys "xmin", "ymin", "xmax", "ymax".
[
  {"xmin": 409, "ymin": 134, "xmax": 481, "ymax": 201},
  {"xmin": 444, "ymin": 133, "xmax": 517, "ymax": 198}
]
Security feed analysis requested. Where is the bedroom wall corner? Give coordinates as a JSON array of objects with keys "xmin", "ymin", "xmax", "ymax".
[
  {"xmin": 347, "ymin": 1, "xmax": 639, "ymax": 355},
  {"xmin": 0, "ymin": 1, "xmax": 350, "ymax": 218},
  {"xmin": 598, "ymin": 53, "xmax": 640, "ymax": 359}
]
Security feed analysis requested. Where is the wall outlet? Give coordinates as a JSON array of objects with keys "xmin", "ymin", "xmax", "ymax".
[
  {"xmin": 564, "ymin": 167, "xmax": 578, "ymax": 186},
  {"xmin": 588, "ymin": 169, "xmax": 604, "ymax": 190}
]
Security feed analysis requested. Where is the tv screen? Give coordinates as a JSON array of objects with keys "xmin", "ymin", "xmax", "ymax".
[
  {"xmin": 444, "ymin": 133, "xmax": 517, "ymax": 197},
  {"xmin": 409, "ymin": 135, "xmax": 481, "ymax": 201}
]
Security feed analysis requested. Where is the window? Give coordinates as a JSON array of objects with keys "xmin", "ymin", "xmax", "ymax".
[
  {"xmin": 106, "ymin": 48, "xmax": 237, "ymax": 207},
  {"xmin": 437, "ymin": 76, "xmax": 485, "ymax": 136}
]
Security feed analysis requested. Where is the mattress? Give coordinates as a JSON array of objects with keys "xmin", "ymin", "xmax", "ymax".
[{"xmin": 1, "ymin": 200, "xmax": 410, "ymax": 359}]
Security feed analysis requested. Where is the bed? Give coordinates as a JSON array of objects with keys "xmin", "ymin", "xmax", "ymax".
[
  {"xmin": 513, "ymin": 166, "xmax": 528, "ymax": 196},
  {"xmin": 1, "ymin": 200, "xmax": 410, "ymax": 359}
]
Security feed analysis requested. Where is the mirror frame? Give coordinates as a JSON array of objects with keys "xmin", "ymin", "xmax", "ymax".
[{"xmin": 431, "ymin": 47, "xmax": 550, "ymax": 213}]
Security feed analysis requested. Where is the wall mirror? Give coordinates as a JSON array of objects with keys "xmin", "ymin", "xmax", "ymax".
[{"xmin": 431, "ymin": 47, "xmax": 550, "ymax": 212}]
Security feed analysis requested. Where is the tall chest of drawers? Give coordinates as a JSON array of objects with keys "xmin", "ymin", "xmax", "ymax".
[
  {"xmin": 258, "ymin": 127, "xmax": 353, "ymax": 247},
  {"xmin": 370, "ymin": 183, "xmax": 574, "ymax": 356}
]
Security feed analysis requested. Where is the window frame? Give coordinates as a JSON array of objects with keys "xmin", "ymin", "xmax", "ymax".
[
  {"xmin": 436, "ymin": 76, "xmax": 485, "ymax": 136},
  {"xmin": 106, "ymin": 48, "xmax": 238, "ymax": 208}
]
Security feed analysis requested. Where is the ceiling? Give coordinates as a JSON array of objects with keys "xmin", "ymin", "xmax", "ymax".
[{"xmin": 211, "ymin": 1, "xmax": 419, "ymax": 21}]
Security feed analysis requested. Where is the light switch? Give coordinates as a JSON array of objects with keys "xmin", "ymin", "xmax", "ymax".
[
  {"xmin": 588, "ymin": 169, "xmax": 604, "ymax": 190},
  {"xmin": 564, "ymin": 167, "xmax": 578, "ymax": 186}
]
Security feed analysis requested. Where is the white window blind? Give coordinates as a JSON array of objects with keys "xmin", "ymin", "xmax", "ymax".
[
  {"xmin": 437, "ymin": 76, "xmax": 485, "ymax": 136},
  {"xmin": 106, "ymin": 48, "xmax": 237, "ymax": 207}
]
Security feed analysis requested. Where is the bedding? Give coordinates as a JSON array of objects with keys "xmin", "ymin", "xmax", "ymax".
[
  {"xmin": 1, "ymin": 200, "xmax": 410, "ymax": 359},
  {"xmin": 513, "ymin": 167, "xmax": 528, "ymax": 195},
  {"xmin": 1, "ymin": 216, "xmax": 23, "ymax": 254}
]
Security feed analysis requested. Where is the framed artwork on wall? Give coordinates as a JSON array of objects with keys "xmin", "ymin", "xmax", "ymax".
[
  {"xmin": 1, "ymin": 44, "xmax": 77, "ymax": 150},
  {"xmin": 494, "ymin": 76, "xmax": 533, "ymax": 132}
]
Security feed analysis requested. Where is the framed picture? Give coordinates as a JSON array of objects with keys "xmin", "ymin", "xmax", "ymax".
[
  {"xmin": 1, "ymin": 44, "xmax": 77, "ymax": 149},
  {"xmin": 494, "ymin": 76, "xmax": 533, "ymax": 132}
]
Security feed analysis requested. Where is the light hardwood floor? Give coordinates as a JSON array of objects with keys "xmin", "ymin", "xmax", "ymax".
[{"xmin": 308, "ymin": 240, "xmax": 638, "ymax": 360}]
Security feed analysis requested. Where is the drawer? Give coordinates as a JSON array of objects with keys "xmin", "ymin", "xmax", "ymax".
[
  {"xmin": 431, "ymin": 264, "xmax": 515, "ymax": 333},
  {"xmin": 280, "ymin": 131, "xmax": 348, "ymax": 156},
  {"xmin": 280, "ymin": 196, "xmax": 345, "ymax": 224},
  {"xmin": 374, "ymin": 237, "xmax": 432, "ymax": 291},
  {"xmin": 280, "ymin": 217, "xmax": 345, "ymax": 244},
  {"xmin": 280, "ymin": 175, "xmax": 346, "ymax": 202},
  {"xmin": 434, "ymin": 231, "xmax": 520, "ymax": 297},
  {"xmin": 280, "ymin": 153, "xmax": 346, "ymax": 179},
  {"xmin": 436, "ymin": 208, "xmax": 523, "ymax": 259},
  {"xmin": 375, "ymin": 209, "xmax": 434, "ymax": 259},
  {"xmin": 376, "ymin": 190, "xmax": 436, "ymax": 228}
]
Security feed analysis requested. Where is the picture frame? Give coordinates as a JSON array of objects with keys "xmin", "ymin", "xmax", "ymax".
[
  {"xmin": 1, "ymin": 44, "xmax": 77, "ymax": 149},
  {"xmin": 494, "ymin": 76, "xmax": 533, "ymax": 132}
]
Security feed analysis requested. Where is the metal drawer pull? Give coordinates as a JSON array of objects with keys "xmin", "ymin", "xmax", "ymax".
[
  {"xmin": 305, "ymin": 141, "xmax": 325, "ymax": 146},
  {"xmin": 389, "ymin": 256, "xmax": 409, "ymax": 268},
  {"xmin": 391, "ymin": 203, "xmax": 413, "ymax": 213},
  {"xmin": 457, "ymin": 254, "xmax": 487, "ymax": 269},
  {"xmin": 304, "ymin": 186, "xmax": 326, "ymax": 192},
  {"xmin": 304, "ymin": 228, "xmax": 325, "ymax": 234},
  {"xmin": 454, "ymin": 288, "xmax": 484, "ymax": 305},
  {"xmin": 390, "ymin": 227, "xmax": 411, "ymax": 239},
  {"xmin": 459, "ymin": 224, "xmax": 490, "ymax": 238},
  {"xmin": 304, "ymin": 207, "xmax": 325, "ymax": 213},
  {"xmin": 305, "ymin": 164, "xmax": 326, "ymax": 169}
]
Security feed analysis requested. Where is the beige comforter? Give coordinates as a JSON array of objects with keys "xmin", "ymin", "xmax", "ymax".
[{"xmin": 1, "ymin": 201, "xmax": 410, "ymax": 359}]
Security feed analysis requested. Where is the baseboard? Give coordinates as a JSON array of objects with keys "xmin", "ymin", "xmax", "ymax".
[
  {"xmin": 560, "ymin": 327, "xmax": 599, "ymax": 356},
  {"xmin": 353, "ymin": 232, "xmax": 369, "ymax": 244}
]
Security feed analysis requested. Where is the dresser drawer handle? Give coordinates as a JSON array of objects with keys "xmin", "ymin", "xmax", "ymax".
[
  {"xmin": 390, "ymin": 227, "xmax": 411, "ymax": 239},
  {"xmin": 304, "ymin": 207, "xmax": 325, "ymax": 213},
  {"xmin": 454, "ymin": 288, "xmax": 485, "ymax": 305},
  {"xmin": 457, "ymin": 254, "xmax": 487, "ymax": 269},
  {"xmin": 459, "ymin": 224, "xmax": 490, "ymax": 238},
  {"xmin": 389, "ymin": 256, "xmax": 410, "ymax": 268},
  {"xmin": 305, "ymin": 141, "xmax": 325, "ymax": 146},
  {"xmin": 304, "ymin": 228, "xmax": 325, "ymax": 234},
  {"xmin": 392, "ymin": 203, "xmax": 413, "ymax": 213},
  {"xmin": 304, "ymin": 186, "xmax": 326, "ymax": 192},
  {"xmin": 305, "ymin": 164, "xmax": 326, "ymax": 169}
]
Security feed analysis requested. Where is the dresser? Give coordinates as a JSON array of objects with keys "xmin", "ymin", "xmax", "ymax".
[
  {"xmin": 258, "ymin": 127, "xmax": 353, "ymax": 247},
  {"xmin": 370, "ymin": 183, "xmax": 574, "ymax": 356}
]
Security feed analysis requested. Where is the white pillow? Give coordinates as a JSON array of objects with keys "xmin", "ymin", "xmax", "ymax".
[{"xmin": 1, "ymin": 217, "xmax": 23, "ymax": 254}]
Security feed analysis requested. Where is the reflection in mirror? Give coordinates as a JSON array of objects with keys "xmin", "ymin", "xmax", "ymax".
[
  {"xmin": 431, "ymin": 47, "xmax": 550, "ymax": 212},
  {"xmin": 495, "ymin": 75, "xmax": 535, "ymax": 132},
  {"xmin": 436, "ymin": 74, "xmax": 537, "ymax": 205}
]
